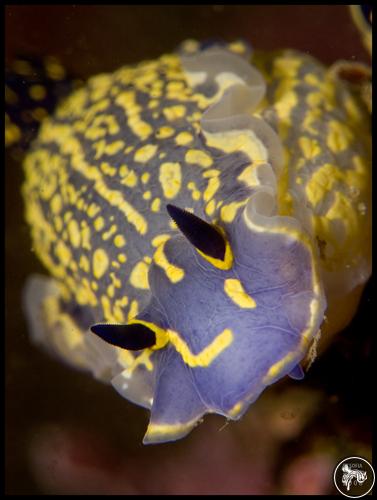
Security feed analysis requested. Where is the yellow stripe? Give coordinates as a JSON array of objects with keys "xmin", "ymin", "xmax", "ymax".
[
  {"xmin": 143, "ymin": 416, "xmax": 201, "ymax": 444},
  {"xmin": 168, "ymin": 328, "xmax": 233, "ymax": 367},
  {"xmin": 224, "ymin": 279, "xmax": 256, "ymax": 309},
  {"xmin": 153, "ymin": 242, "xmax": 185, "ymax": 283}
]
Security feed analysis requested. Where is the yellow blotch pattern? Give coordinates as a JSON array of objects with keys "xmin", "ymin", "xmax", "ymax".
[
  {"xmin": 185, "ymin": 149, "xmax": 213, "ymax": 168},
  {"xmin": 159, "ymin": 162, "xmax": 182, "ymax": 199},
  {"xmin": 151, "ymin": 198, "xmax": 161, "ymax": 212},
  {"xmin": 134, "ymin": 144, "xmax": 158, "ymax": 163},
  {"xmin": 175, "ymin": 131, "xmax": 194, "ymax": 146},
  {"xmin": 129, "ymin": 261, "xmax": 150, "ymax": 289},
  {"xmin": 67, "ymin": 219, "xmax": 81, "ymax": 248},
  {"xmin": 92, "ymin": 248, "xmax": 109, "ymax": 279}
]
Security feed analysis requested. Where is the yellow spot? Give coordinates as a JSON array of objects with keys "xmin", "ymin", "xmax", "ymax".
[
  {"xmin": 327, "ymin": 120, "xmax": 352, "ymax": 153},
  {"xmin": 110, "ymin": 272, "xmax": 122, "ymax": 288},
  {"xmin": 107, "ymin": 284, "xmax": 115, "ymax": 298},
  {"xmin": 159, "ymin": 162, "xmax": 181, "ymax": 199},
  {"xmin": 118, "ymin": 253, "xmax": 127, "ymax": 263},
  {"xmin": 141, "ymin": 172, "xmax": 150, "ymax": 184},
  {"xmin": 100, "ymin": 162, "xmax": 117, "ymax": 176},
  {"xmin": 203, "ymin": 169, "xmax": 220, "ymax": 178},
  {"xmin": 224, "ymin": 279, "xmax": 256, "ymax": 309},
  {"xmin": 102, "ymin": 224, "xmax": 117, "ymax": 241},
  {"xmin": 75, "ymin": 278, "xmax": 97, "ymax": 306},
  {"xmin": 104, "ymin": 141, "xmax": 124, "ymax": 156},
  {"xmin": 29, "ymin": 84, "xmax": 46, "ymax": 101},
  {"xmin": 299, "ymin": 136, "xmax": 322, "ymax": 160},
  {"xmin": 166, "ymin": 80, "xmax": 185, "ymax": 92},
  {"xmin": 304, "ymin": 73, "xmax": 321, "ymax": 87},
  {"xmin": 119, "ymin": 165, "xmax": 138, "ymax": 186},
  {"xmin": 115, "ymin": 91, "xmax": 152, "ymax": 140},
  {"xmin": 55, "ymin": 241, "xmax": 71, "ymax": 267},
  {"xmin": 175, "ymin": 131, "xmax": 194, "ymax": 146},
  {"xmin": 155, "ymin": 126, "xmax": 174, "ymax": 139},
  {"xmin": 127, "ymin": 300, "xmax": 139, "ymax": 321},
  {"xmin": 205, "ymin": 199, "xmax": 216, "ymax": 216},
  {"xmin": 53, "ymin": 216, "xmax": 63, "ymax": 232},
  {"xmin": 115, "ymin": 295, "xmax": 129, "ymax": 308},
  {"xmin": 129, "ymin": 116, "xmax": 153, "ymax": 140},
  {"xmin": 163, "ymin": 105, "xmax": 186, "ymax": 121},
  {"xmin": 93, "ymin": 248, "xmax": 109, "ymax": 279},
  {"xmin": 94, "ymin": 216, "xmax": 105, "ymax": 231},
  {"xmin": 5, "ymin": 121, "xmax": 21, "ymax": 146},
  {"xmin": 87, "ymin": 203, "xmax": 100, "ymax": 218},
  {"xmin": 134, "ymin": 144, "xmax": 158, "ymax": 163},
  {"xmin": 151, "ymin": 197, "xmax": 161, "ymax": 212},
  {"xmin": 113, "ymin": 234, "xmax": 125, "ymax": 248},
  {"xmin": 67, "ymin": 219, "xmax": 81, "ymax": 248},
  {"xmin": 50, "ymin": 194, "xmax": 62, "ymax": 215},
  {"xmin": 188, "ymin": 181, "xmax": 202, "ymax": 201},
  {"xmin": 79, "ymin": 255, "xmax": 90, "ymax": 272},
  {"xmin": 168, "ymin": 328, "xmax": 234, "ymax": 367},
  {"xmin": 113, "ymin": 305, "xmax": 125, "ymax": 323},
  {"xmin": 220, "ymin": 200, "xmax": 248, "ymax": 223},
  {"xmin": 32, "ymin": 108, "xmax": 49, "ymax": 123},
  {"xmin": 203, "ymin": 176, "xmax": 220, "ymax": 202},
  {"xmin": 153, "ymin": 242, "xmax": 185, "ymax": 283},
  {"xmin": 148, "ymin": 99, "xmax": 159, "ymax": 109},
  {"xmin": 228, "ymin": 40, "xmax": 248, "ymax": 54},
  {"xmin": 273, "ymin": 55, "xmax": 302, "ymax": 79},
  {"xmin": 130, "ymin": 261, "xmax": 150, "ymax": 289},
  {"xmin": 228, "ymin": 402, "xmax": 243, "ymax": 418},
  {"xmin": 143, "ymin": 191, "xmax": 152, "ymax": 200},
  {"xmin": 152, "ymin": 234, "xmax": 171, "ymax": 247},
  {"xmin": 185, "ymin": 149, "xmax": 213, "ymax": 168},
  {"xmin": 81, "ymin": 224, "xmax": 91, "ymax": 250},
  {"xmin": 305, "ymin": 163, "xmax": 342, "ymax": 207},
  {"xmin": 45, "ymin": 57, "xmax": 66, "ymax": 80},
  {"xmin": 274, "ymin": 90, "xmax": 298, "ymax": 127},
  {"xmin": 101, "ymin": 295, "xmax": 114, "ymax": 322}
]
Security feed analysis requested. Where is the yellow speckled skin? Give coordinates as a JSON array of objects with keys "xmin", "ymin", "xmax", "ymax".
[{"xmin": 19, "ymin": 41, "xmax": 371, "ymax": 440}]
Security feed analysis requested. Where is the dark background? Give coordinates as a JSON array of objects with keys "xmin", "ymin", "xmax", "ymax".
[{"xmin": 5, "ymin": 5, "xmax": 371, "ymax": 495}]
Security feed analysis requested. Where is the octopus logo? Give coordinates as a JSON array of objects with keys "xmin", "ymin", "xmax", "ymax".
[{"xmin": 334, "ymin": 457, "xmax": 374, "ymax": 498}]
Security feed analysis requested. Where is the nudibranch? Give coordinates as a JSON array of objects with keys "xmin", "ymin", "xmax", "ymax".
[{"xmin": 18, "ymin": 39, "xmax": 371, "ymax": 443}]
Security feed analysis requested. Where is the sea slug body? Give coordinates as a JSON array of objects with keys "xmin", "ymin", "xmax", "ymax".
[{"xmin": 18, "ymin": 39, "xmax": 371, "ymax": 443}]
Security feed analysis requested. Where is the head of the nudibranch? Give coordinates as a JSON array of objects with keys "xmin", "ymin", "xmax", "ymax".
[
  {"xmin": 89, "ymin": 41, "xmax": 328, "ymax": 444},
  {"xmin": 91, "ymin": 194, "xmax": 326, "ymax": 444}
]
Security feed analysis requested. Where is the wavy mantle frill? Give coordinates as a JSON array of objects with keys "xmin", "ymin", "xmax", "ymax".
[{"xmin": 179, "ymin": 45, "xmax": 315, "ymax": 244}]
